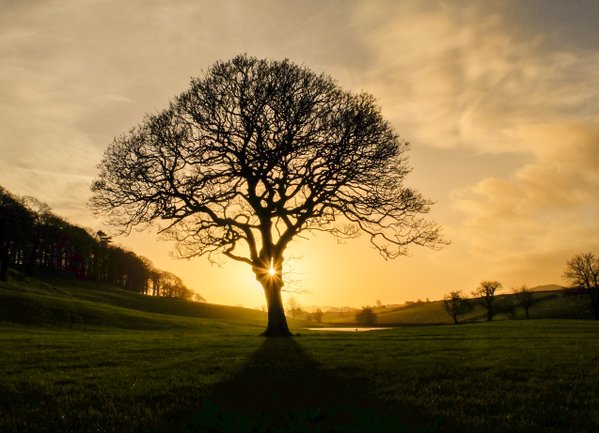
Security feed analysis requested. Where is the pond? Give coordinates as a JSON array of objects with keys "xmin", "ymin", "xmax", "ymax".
[{"xmin": 305, "ymin": 327, "xmax": 392, "ymax": 332}]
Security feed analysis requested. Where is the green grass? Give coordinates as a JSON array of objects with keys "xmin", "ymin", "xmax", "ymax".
[
  {"xmin": 303, "ymin": 321, "xmax": 599, "ymax": 432},
  {"xmin": 2, "ymin": 276, "xmax": 599, "ymax": 432},
  {"xmin": 2, "ymin": 321, "xmax": 599, "ymax": 432},
  {"xmin": 0, "ymin": 275, "xmax": 269, "ymax": 330},
  {"xmin": 0, "ymin": 325, "xmax": 262, "ymax": 432}
]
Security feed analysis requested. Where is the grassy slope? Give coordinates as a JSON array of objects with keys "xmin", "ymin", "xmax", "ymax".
[
  {"xmin": 372, "ymin": 291, "xmax": 594, "ymax": 325},
  {"xmin": 312, "ymin": 288, "xmax": 592, "ymax": 325},
  {"xmin": 0, "ymin": 275, "xmax": 269, "ymax": 330}
]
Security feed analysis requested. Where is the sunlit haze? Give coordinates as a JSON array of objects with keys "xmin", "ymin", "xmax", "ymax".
[{"xmin": 1, "ymin": 0, "xmax": 598, "ymax": 309}]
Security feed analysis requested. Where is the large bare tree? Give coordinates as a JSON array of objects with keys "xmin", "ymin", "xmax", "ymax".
[{"xmin": 90, "ymin": 55, "xmax": 444, "ymax": 336}]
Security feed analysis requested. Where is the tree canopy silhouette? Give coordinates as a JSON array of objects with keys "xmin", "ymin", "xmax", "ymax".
[
  {"xmin": 90, "ymin": 55, "xmax": 445, "ymax": 336},
  {"xmin": 472, "ymin": 281, "xmax": 502, "ymax": 322},
  {"xmin": 564, "ymin": 252, "xmax": 599, "ymax": 320},
  {"xmin": 442, "ymin": 290, "xmax": 472, "ymax": 324},
  {"xmin": 0, "ymin": 185, "xmax": 197, "ymax": 300}
]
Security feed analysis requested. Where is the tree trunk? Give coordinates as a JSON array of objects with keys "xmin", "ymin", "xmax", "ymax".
[
  {"xmin": 0, "ymin": 255, "xmax": 8, "ymax": 281},
  {"xmin": 590, "ymin": 289, "xmax": 599, "ymax": 320},
  {"xmin": 261, "ymin": 280, "xmax": 292, "ymax": 337},
  {"xmin": 253, "ymin": 255, "xmax": 292, "ymax": 337},
  {"xmin": 0, "ymin": 237, "xmax": 8, "ymax": 281},
  {"xmin": 452, "ymin": 314, "xmax": 458, "ymax": 324},
  {"xmin": 524, "ymin": 307, "xmax": 529, "ymax": 319}
]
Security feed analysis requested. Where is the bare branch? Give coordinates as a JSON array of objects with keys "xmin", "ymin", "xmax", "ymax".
[{"xmin": 90, "ymin": 54, "xmax": 446, "ymax": 285}]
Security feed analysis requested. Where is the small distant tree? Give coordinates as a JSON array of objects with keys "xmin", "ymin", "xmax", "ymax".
[
  {"xmin": 149, "ymin": 270, "xmax": 193, "ymax": 299},
  {"xmin": 355, "ymin": 307, "xmax": 377, "ymax": 325},
  {"xmin": 564, "ymin": 253, "xmax": 599, "ymax": 320},
  {"xmin": 193, "ymin": 293, "xmax": 206, "ymax": 303},
  {"xmin": 442, "ymin": 290, "xmax": 472, "ymax": 324},
  {"xmin": 512, "ymin": 286, "xmax": 534, "ymax": 319},
  {"xmin": 472, "ymin": 281, "xmax": 502, "ymax": 322},
  {"xmin": 312, "ymin": 308, "xmax": 324, "ymax": 323},
  {"xmin": 286, "ymin": 296, "xmax": 303, "ymax": 319}
]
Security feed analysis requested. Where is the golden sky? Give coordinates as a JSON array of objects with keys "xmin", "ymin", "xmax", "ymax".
[{"xmin": 1, "ymin": 0, "xmax": 598, "ymax": 309}]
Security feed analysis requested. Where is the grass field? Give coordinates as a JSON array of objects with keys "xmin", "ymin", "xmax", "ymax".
[{"xmin": 1, "ymin": 277, "xmax": 599, "ymax": 432}]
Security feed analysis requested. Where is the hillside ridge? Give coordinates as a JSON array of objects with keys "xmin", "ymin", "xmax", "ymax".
[{"xmin": 0, "ymin": 273, "xmax": 267, "ymax": 330}]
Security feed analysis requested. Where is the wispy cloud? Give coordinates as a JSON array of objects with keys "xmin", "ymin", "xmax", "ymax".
[
  {"xmin": 452, "ymin": 121, "xmax": 599, "ymax": 262},
  {"xmin": 354, "ymin": 2, "xmax": 599, "ymax": 153},
  {"xmin": 345, "ymin": 1, "xmax": 599, "ymax": 287}
]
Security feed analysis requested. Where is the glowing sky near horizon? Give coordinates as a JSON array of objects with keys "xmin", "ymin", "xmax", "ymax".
[{"xmin": 1, "ymin": 0, "xmax": 598, "ymax": 309}]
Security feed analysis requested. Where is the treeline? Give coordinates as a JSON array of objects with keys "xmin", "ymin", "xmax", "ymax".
[
  {"xmin": 443, "ymin": 258, "xmax": 599, "ymax": 324},
  {"xmin": 0, "ymin": 186, "xmax": 203, "ymax": 301}
]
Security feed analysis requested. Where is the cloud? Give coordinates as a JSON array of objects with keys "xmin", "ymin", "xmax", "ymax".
[
  {"xmin": 344, "ymin": 1, "xmax": 599, "ymax": 287},
  {"xmin": 447, "ymin": 121, "xmax": 599, "ymax": 286},
  {"xmin": 352, "ymin": 1, "xmax": 599, "ymax": 154},
  {"xmin": 0, "ymin": 0, "xmax": 371, "ymax": 215},
  {"xmin": 350, "ymin": 2, "xmax": 599, "ymax": 213},
  {"xmin": 456, "ymin": 122, "xmax": 599, "ymax": 219}
]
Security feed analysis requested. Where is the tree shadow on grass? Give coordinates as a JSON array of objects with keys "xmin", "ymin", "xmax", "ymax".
[{"xmin": 174, "ymin": 338, "xmax": 437, "ymax": 433}]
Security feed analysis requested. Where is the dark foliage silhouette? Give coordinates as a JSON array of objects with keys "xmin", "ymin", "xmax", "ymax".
[
  {"xmin": 564, "ymin": 252, "xmax": 599, "ymax": 319},
  {"xmin": 308, "ymin": 308, "xmax": 324, "ymax": 323},
  {"xmin": 355, "ymin": 307, "xmax": 378, "ymax": 325},
  {"xmin": 90, "ymin": 54, "xmax": 445, "ymax": 336},
  {"xmin": 0, "ymin": 186, "xmax": 198, "ymax": 300},
  {"xmin": 472, "ymin": 281, "xmax": 502, "ymax": 322},
  {"xmin": 512, "ymin": 286, "xmax": 535, "ymax": 319},
  {"xmin": 442, "ymin": 290, "xmax": 472, "ymax": 324},
  {"xmin": 0, "ymin": 186, "xmax": 32, "ymax": 281}
]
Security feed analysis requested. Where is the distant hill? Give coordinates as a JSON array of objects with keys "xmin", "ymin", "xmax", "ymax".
[
  {"xmin": 371, "ymin": 290, "xmax": 593, "ymax": 324},
  {"xmin": 298, "ymin": 287, "xmax": 593, "ymax": 325},
  {"xmin": 4, "ymin": 274, "xmax": 591, "ymax": 330},
  {"xmin": 297, "ymin": 284, "xmax": 571, "ymax": 324},
  {"xmin": 298, "ymin": 284, "xmax": 566, "ymax": 318},
  {"xmin": 529, "ymin": 284, "xmax": 565, "ymax": 292},
  {"xmin": 0, "ymin": 273, "xmax": 272, "ymax": 330},
  {"xmin": 301, "ymin": 305, "xmax": 357, "ymax": 313}
]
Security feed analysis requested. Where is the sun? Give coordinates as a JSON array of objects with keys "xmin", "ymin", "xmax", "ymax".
[{"xmin": 267, "ymin": 258, "xmax": 277, "ymax": 277}]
